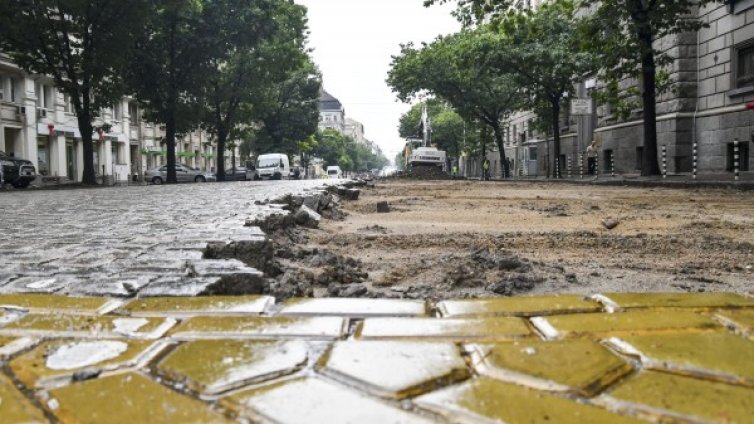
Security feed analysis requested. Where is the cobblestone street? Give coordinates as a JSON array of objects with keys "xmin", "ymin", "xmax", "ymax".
[
  {"xmin": 1, "ymin": 292, "xmax": 753, "ymax": 423},
  {"xmin": 0, "ymin": 181, "xmax": 328, "ymax": 297},
  {"xmin": 1, "ymin": 182, "xmax": 754, "ymax": 423}
]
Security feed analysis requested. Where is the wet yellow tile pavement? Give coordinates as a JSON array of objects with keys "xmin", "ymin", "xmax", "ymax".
[{"xmin": 0, "ymin": 293, "xmax": 752, "ymax": 423}]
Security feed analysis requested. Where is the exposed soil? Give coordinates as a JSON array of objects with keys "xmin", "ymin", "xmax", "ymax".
[{"xmin": 264, "ymin": 180, "xmax": 754, "ymax": 301}]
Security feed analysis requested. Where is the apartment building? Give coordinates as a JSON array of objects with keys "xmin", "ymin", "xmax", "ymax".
[{"xmin": 0, "ymin": 54, "xmax": 236, "ymax": 185}]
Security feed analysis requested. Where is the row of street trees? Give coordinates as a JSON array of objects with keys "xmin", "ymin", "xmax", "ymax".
[
  {"xmin": 389, "ymin": 0, "xmax": 710, "ymax": 177},
  {"xmin": 0, "ymin": 0, "xmax": 322, "ymax": 184},
  {"xmin": 309, "ymin": 129, "xmax": 389, "ymax": 175}
]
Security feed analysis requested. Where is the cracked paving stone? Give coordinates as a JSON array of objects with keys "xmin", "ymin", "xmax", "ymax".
[
  {"xmin": 137, "ymin": 273, "xmax": 265, "ymax": 297},
  {"xmin": 224, "ymin": 377, "xmax": 435, "ymax": 424},
  {"xmin": 467, "ymin": 339, "xmax": 633, "ymax": 396},
  {"xmin": 606, "ymin": 333, "xmax": 754, "ymax": 386},
  {"xmin": 117, "ymin": 295, "xmax": 275, "ymax": 317},
  {"xmin": 0, "ymin": 314, "xmax": 176, "ymax": 339},
  {"xmin": 157, "ymin": 340, "xmax": 308, "ymax": 395},
  {"xmin": 10, "ymin": 339, "xmax": 164, "ymax": 388},
  {"xmin": 318, "ymin": 341, "xmax": 469, "ymax": 399},
  {"xmin": 716, "ymin": 309, "xmax": 754, "ymax": 338},
  {"xmin": 605, "ymin": 371, "xmax": 754, "ymax": 423},
  {"xmin": 599, "ymin": 292, "xmax": 754, "ymax": 311},
  {"xmin": 355, "ymin": 317, "xmax": 532, "ymax": 341},
  {"xmin": 537, "ymin": 310, "xmax": 722, "ymax": 339},
  {"xmin": 437, "ymin": 295, "xmax": 602, "ymax": 317},
  {"xmin": 279, "ymin": 298, "xmax": 428, "ymax": 318},
  {"xmin": 61, "ymin": 276, "xmax": 154, "ymax": 297},
  {"xmin": 0, "ymin": 294, "xmax": 112, "ymax": 314},
  {"xmin": 0, "ymin": 275, "xmax": 81, "ymax": 294},
  {"xmin": 169, "ymin": 316, "xmax": 346, "ymax": 340},
  {"xmin": 0, "ymin": 373, "xmax": 47, "ymax": 424},
  {"xmin": 47, "ymin": 372, "xmax": 234, "ymax": 424},
  {"xmin": 415, "ymin": 376, "xmax": 641, "ymax": 424}
]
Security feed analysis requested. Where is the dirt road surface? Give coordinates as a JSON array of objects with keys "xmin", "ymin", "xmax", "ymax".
[{"xmin": 295, "ymin": 180, "xmax": 753, "ymax": 300}]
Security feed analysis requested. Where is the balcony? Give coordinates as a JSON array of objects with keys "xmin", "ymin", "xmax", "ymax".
[{"xmin": 0, "ymin": 103, "xmax": 24, "ymax": 123}]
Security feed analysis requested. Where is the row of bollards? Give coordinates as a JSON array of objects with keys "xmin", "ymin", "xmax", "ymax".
[
  {"xmin": 734, "ymin": 139, "xmax": 740, "ymax": 181},
  {"xmin": 555, "ymin": 143, "xmax": 742, "ymax": 181}
]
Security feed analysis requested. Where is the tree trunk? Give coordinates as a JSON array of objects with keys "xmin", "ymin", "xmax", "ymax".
[
  {"xmin": 216, "ymin": 128, "xmax": 226, "ymax": 182},
  {"xmin": 77, "ymin": 113, "xmax": 96, "ymax": 185},
  {"xmin": 637, "ymin": 21, "xmax": 661, "ymax": 176},
  {"xmin": 491, "ymin": 122, "xmax": 509, "ymax": 178},
  {"xmin": 165, "ymin": 112, "xmax": 177, "ymax": 184},
  {"xmin": 551, "ymin": 98, "xmax": 561, "ymax": 179}
]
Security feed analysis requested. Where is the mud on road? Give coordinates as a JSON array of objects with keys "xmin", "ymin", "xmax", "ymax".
[{"xmin": 268, "ymin": 180, "xmax": 754, "ymax": 301}]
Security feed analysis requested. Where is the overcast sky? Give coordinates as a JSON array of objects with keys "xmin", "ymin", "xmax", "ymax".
[{"xmin": 294, "ymin": 0, "xmax": 460, "ymax": 162}]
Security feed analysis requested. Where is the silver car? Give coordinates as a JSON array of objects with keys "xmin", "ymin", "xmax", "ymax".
[{"xmin": 145, "ymin": 164, "xmax": 216, "ymax": 184}]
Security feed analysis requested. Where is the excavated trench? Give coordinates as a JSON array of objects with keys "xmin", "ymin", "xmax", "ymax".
[{"xmin": 217, "ymin": 179, "xmax": 754, "ymax": 301}]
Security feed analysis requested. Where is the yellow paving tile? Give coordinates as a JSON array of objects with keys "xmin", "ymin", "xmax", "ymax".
[
  {"xmin": 415, "ymin": 376, "xmax": 641, "ymax": 424},
  {"xmin": 437, "ymin": 295, "xmax": 602, "ymax": 317},
  {"xmin": 716, "ymin": 309, "xmax": 754, "ymax": 337},
  {"xmin": 0, "ymin": 373, "xmax": 47, "ymax": 423},
  {"xmin": 226, "ymin": 377, "xmax": 435, "ymax": 424},
  {"xmin": 157, "ymin": 340, "xmax": 308, "ymax": 395},
  {"xmin": 279, "ymin": 297, "xmax": 427, "ymax": 317},
  {"xmin": 607, "ymin": 371, "xmax": 754, "ymax": 423},
  {"xmin": 117, "ymin": 295, "xmax": 274, "ymax": 317},
  {"xmin": 602, "ymin": 292, "xmax": 754, "ymax": 310},
  {"xmin": 540, "ymin": 310, "xmax": 721, "ymax": 339},
  {"xmin": 355, "ymin": 317, "xmax": 532, "ymax": 341},
  {"xmin": 169, "ymin": 316, "xmax": 346, "ymax": 340},
  {"xmin": 0, "ymin": 294, "xmax": 112, "ymax": 314},
  {"xmin": 10, "ymin": 339, "xmax": 161, "ymax": 388},
  {"xmin": 0, "ymin": 336, "xmax": 37, "ymax": 360},
  {"xmin": 0, "ymin": 314, "xmax": 175, "ymax": 339},
  {"xmin": 48, "ymin": 372, "xmax": 233, "ymax": 424},
  {"xmin": 468, "ymin": 339, "xmax": 632, "ymax": 396},
  {"xmin": 317, "ymin": 341, "xmax": 469, "ymax": 399},
  {"xmin": 608, "ymin": 333, "xmax": 754, "ymax": 386}
]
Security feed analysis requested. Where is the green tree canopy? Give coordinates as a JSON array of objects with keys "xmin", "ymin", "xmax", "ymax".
[
  {"xmin": 252, "ymin": 59, "xmax": 322, "ymax": 157},
  {"xmin": 490, "ymin": 1, "xmax": 595, "ymax": 177},
  {"xmin": 127, "ymin": 0, "xmax": 207, "ymax": 183},
  {"xmin": 199, "ymin": 0, "xmax": 312, "ymax": 181},
  {"xmin": 388, "ymin": 31, "xmax": 524, "ymax": 176}
]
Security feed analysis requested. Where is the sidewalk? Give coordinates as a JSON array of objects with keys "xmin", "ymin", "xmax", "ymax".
[
  {"xmin": 472, "ymin": 172, "xmax": 754, "ymax": 190},
  {"xmin": 1, "ymin": 292, "xmax": 753, "ymax": 423}
]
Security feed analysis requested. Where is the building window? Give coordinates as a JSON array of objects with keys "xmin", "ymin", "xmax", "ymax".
[
  {"xmin": 10, "ymin": 77, "xmax": 16, "ymax": 102},
  {"xmin": 0, "ymin": 75, "xmax": 5, "ymax": 101},
  {"xmin": 128, "ymin": 103, "xmax": 138, "ymax": 121},
  {"xmin": 731, "ymin": 0, "xmax": 754, "ymax": 14},
  {"xmin": 736, "ymin": 44, "xmax": 754, "ymax": 88},
  {"xmin": 63, "ymin": 93, "xmax": 73, "ymax": 113},
  {"xmin": 113, "ymin": 102, "xmax": 122, "ymax": 120}
]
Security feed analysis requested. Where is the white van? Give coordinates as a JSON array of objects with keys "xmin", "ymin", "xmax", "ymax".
[
  {"xmin": 326, "ymin": 166, "xmax": 343, "ymax": 179},
  {"xmin": 255, "ymin": 154, "xmax": 290, "ymax": 180}
]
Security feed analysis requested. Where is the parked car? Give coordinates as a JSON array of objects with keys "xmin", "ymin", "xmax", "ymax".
[
  {"xmin": 226, "ymin": 166, "xmax": 248, "ymax": 181},
  {"xmin": 255, "ymin": 153, "xmax": 290, "ymax": 180},
  {"xmin": 144, "ymin": 164, "xmax": 215, "ymax": 184},
  {"xmin": 0, "ymin": 151, "xmax": 36, "ymax": 188}
]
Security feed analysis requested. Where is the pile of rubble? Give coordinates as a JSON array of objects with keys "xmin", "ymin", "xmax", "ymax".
[{"xmin": 392, "ymin": 165, "xmax": 454, "ymax": 180}]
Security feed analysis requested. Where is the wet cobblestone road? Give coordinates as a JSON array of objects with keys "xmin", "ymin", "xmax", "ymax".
[
  {"xmin": 2, "ymin": 184, "xmax": 754, "ymax": 423},
  {"xmin": 0, "ymin": 181, "xmax": 329, "ymax": 297},
  {"xmin": 1, "ymin": 292, "xmax": 753, "ymax": 423}
]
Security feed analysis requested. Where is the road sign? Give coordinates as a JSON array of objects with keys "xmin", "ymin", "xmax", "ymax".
[{"xmin": 570, "ymin": 99, "xmax": 592, "ymax": 115}]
